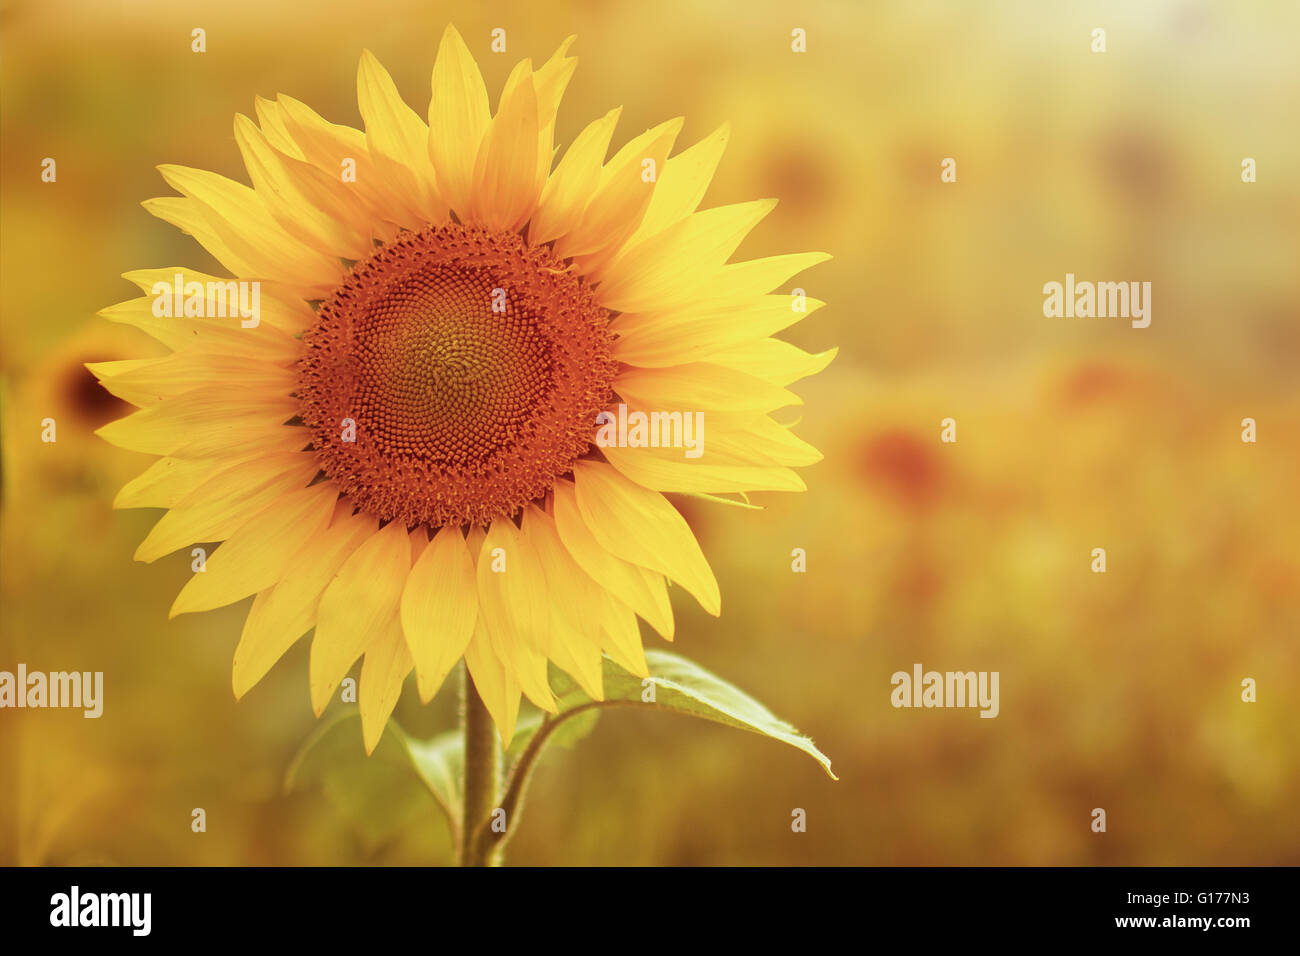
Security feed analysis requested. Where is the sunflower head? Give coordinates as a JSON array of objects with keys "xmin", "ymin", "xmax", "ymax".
[{"xmin": 94, "ymin": 25, "xmax": 833, "ymax": 752}]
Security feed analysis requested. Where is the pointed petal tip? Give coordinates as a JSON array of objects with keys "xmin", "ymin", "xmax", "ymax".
[
  {"xmin": 699, "ymin": 589, "xmax": 722, "ymax": 617},
  {"xmin": 439, "ymin": 22, "xmax": 468, "ymax": 50},
  {"xmin": 308, "ymin": 672, "xmax": 330, "ymax": 718},
  {"xmin": 129, "ymin": 530, "xmax": 171, "ymax": 563}
]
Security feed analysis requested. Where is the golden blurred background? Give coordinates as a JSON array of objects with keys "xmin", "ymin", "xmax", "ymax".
[{"xmin": 2, "ymin": 0, "xmax": 1297, "ymax": 865}]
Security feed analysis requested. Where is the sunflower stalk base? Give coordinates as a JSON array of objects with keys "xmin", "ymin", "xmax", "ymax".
[{"xmin": 459, "ymin": 671, "xmax": 502, "ymax": 867}]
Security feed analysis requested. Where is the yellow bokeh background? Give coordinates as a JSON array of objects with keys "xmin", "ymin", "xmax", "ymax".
[{"xmin": 2, "ymin": 0, "xmax": 1297, "ymax": 864}]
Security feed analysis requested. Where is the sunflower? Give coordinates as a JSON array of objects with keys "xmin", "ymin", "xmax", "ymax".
[{"xmin": 93, "ymin": 26, "xmax": 832, "ymax": 753}]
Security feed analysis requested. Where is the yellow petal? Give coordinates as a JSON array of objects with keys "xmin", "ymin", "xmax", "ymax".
[
  {"xmin": 95, "ymin": 389, "xmax": 299, "ymax": 457},
  {"xmin": 309, "ymin": 520, "xmax": 411, "ymax": 715},
  {"xmin": 463, "ymin": 622, "xmax": 520, "ymax": 747},
  {"xmin": 475, "ymin": 520, "xmax": 555, "ymax": 712},
  {"xmin": 707, "ymin": 251, "xmax": 832, "ymax": 299},
  {"xmin": 170, "ymin": 452, "xmax": 314, "ymax": 508},
  {"xmin": 624, "ymin": 123, "xmax": 730, "ymax": 250},
  {"xmin": 612, "ymin": 295, "xmax": 825, "ymax": 367},
  {"xmin": 572, "ymin": 461, "xmax": 720, "ymax": 615},
  {"xmin": 522, "ymin": 506, "xmax": 605, "ymax": 700},
  {"xmin": 700, "ymin": 412, "xmax": 823, "ymax": 466},
  {"xmin": 271, "ymin": 94, "xmax": 400, "ymax": 240},
  {"xmin": 595, "ymin": 199, "xmax": 776, "ymax": 312},
  {"xmin": 553, "ymin": 117, "xmax": 682, "ymax": 261},
  {"xmin": 142, "ymin": 196, "xmax": 260, "ymax": 280},
  {"xmin": 602, "ymin": 445, "xmax": 806, "ymax": 494},
  {"xmin": 97, "ymin": 294, "xmax": 300, "ymax": 363},
  {"xmin": 533, "ymin": 36, "xmax": 578, "ymax": 128},
  {"xmin": 471, "ymin": 61, "xmax": 539, "ymax": 231},
  {"xmin": 707, "ymin": 340, "xmax": 838, "ymax": 386},
  {"xmin": 89, "ymin": 353, "xmax": 294, "ymax": 409},
  {"xmin": 530, "ymin": 107, "xmax": 620, "ymax": 245},
  {"xmin": 133, "ymin": 454, "xmax": 319, "ymax": 563},
  {"xmin": 232, "ymin": 505, "xmax": 377, "ymax": 698},
  {"xmin": 155, "ymin": 164, "xmax": 342, "ymax": 291},
  {"xmin": 408, "ymin": 527, "xmax": 430, "ymax": 565},
  {"xmin": 121, "ymin": 267, "xmax": 318, "ymax": 335},
  {"xmin": 169, "ymin": 483, "xmax": 337, "ymax": 616},
  {"xmin": 357, "ymin": 50, "xmax": 446, "ymax": 226},
  {"xmin": 427, "ymin": 24, "xmax": 490, "ymax": 217},
  {"xmin": 115, "ymin": 454, "xmax": 258, "ymax": 511},
  {"xmin": 400, "ymin": 526, "xmax": 478, "ymax": 703},
  {"xmin": 551, "ymin": 480, "xmax": 673, "ymax": 640},
  {"xmin": 596, "ymin": 399, "xmax": 820, "ymax": 493},
  {"xmin": 599, "ymin": 593, "xmax": 649, "ymax": 677},
  {"xmin": 531, "ymin": 36, "xmax": 578, "ymax": 191},
  {"xmin": 84, "ymin": 359, "xmax": 166, "ymax": 407},
  {"xmin": 253, "ymin": 95, "xmax": 302, "ymax": 157},
  {"xmin": 543, "ymin": 625, "xmax": 603, "ymax": 701},
  {"xmin": 234, "ymin": 113, "xmax": 373, "ymax": 259},
  {"xmin": 615, "ymin": 362, "xmax": 801, "ymax": 413},
  {"xmin": 359, "ymin": 625, "xmax": 413, "ymax": 754}
]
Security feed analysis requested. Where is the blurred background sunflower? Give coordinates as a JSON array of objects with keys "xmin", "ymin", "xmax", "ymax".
[{"xmin": 2, "ymin": 0, "xmax": 1297, "ymax": 865}]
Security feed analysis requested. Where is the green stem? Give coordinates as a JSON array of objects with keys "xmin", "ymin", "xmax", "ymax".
[
  {"xmin": 473, "ymin": 701, "xmax": 614, "ymax": 863},
  {"xmin": 459, "ymin": 670, "xmax": 501, "ymax": 866}
]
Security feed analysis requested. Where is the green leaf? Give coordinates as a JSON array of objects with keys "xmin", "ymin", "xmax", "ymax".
[
  {"xmin": 401, "ymin": 728, "xmax": 464, "ymax": 834},
  {"xmin": 287, "ymin": 710, "xmax": 469, "ymax": 839},
  {"xmin": 577, "ymin": 650, "xmax": 837, "ymax": 780},
  {"xmin": 548, "ymin": 650, "xmax": 837, "ymax": 779},
  {"xmin": 284, "ymin": 710, "xmax": 446, "ymax": 850}
]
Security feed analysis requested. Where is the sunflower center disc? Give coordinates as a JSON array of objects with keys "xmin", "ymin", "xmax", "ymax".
[{"xmin": 297, "ymin": 223, "xmax": 616, "ymax": 528}]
